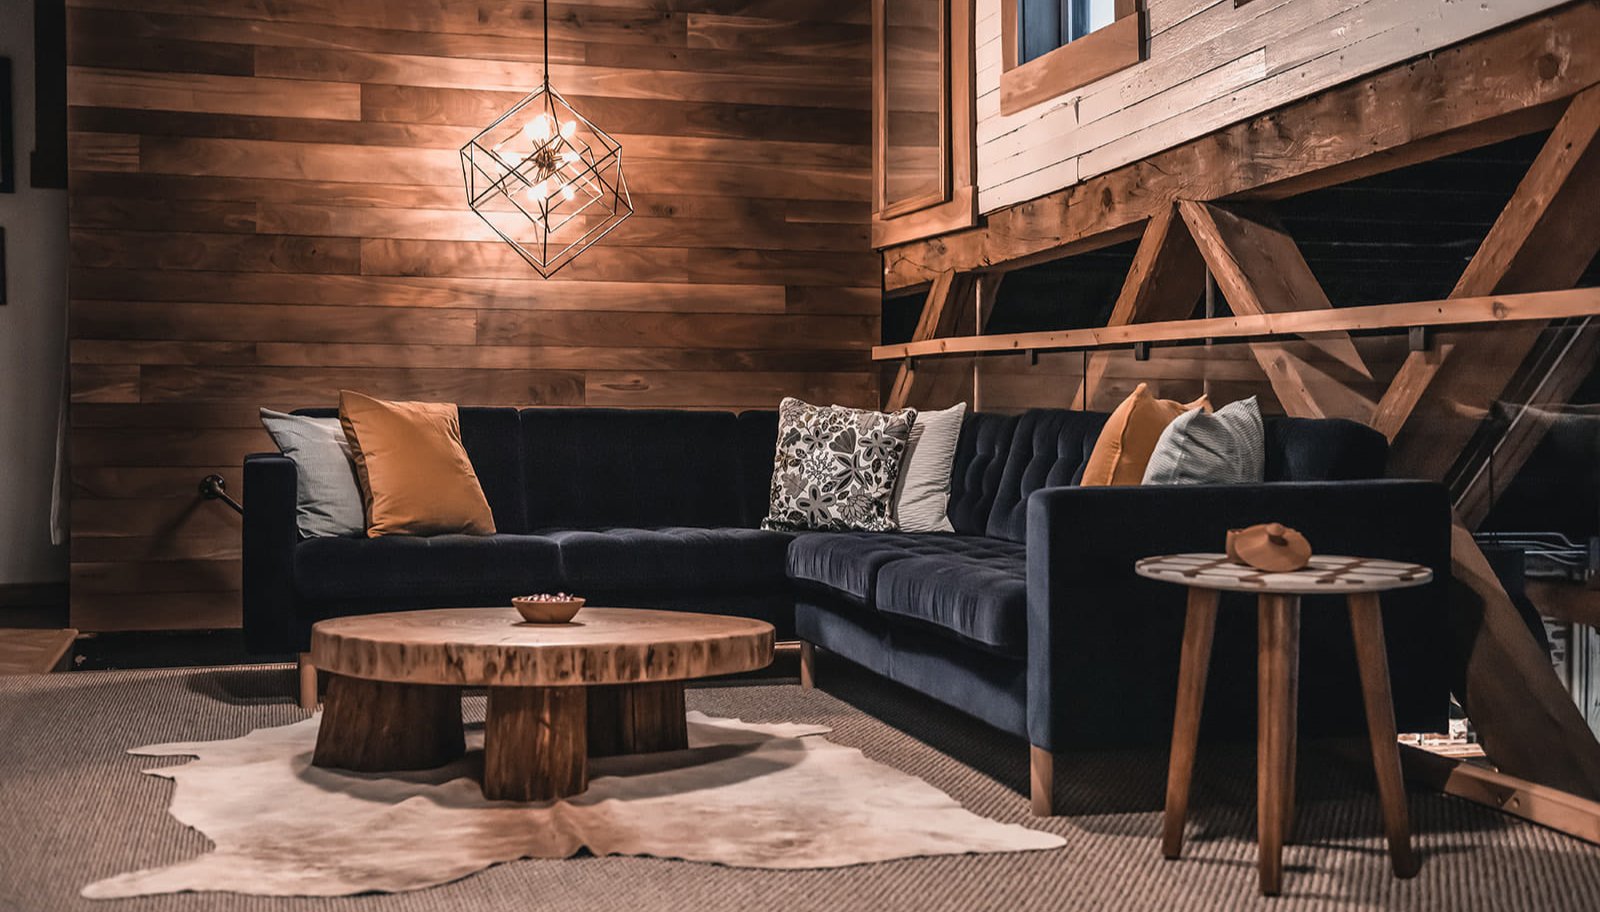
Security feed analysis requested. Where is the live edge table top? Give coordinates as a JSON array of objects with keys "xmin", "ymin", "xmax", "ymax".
[
  {"xmin": 309, "ymin": 607, "xmax": 775, "ymax": 688},
  {"xmin": 1135, "ymin": 553, "xmax": 1433, "ymax": 595}
]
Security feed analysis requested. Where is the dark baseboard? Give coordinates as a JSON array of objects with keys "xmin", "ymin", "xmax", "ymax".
[
  {"xmin": 0, "ymin": 582, "xmax": 69, "ymax": 629},
  {"xmin": 0, "ymin": 581, "xmax": 68, "ymax": 608}
]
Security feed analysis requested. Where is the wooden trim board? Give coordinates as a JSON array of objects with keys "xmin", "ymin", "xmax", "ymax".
[
  {"xmin": 0, "ymin": 629, "xmax": 79, "ymax": 675},
  {"xmin": 1000, "ymin": 12, "xmax": 1143, "ymax": 116},
  {"xmin": 873, "ymin": 0, "xmax": 979, "ymax": 247},
  {"xmin": 874, "ymin": 0, "xmax": 952, "ymax": 219},
  {"xmin": 1402, "ymin": 743, "xmax": 1600, "ymax": 846},
  {"xmin": 872, "ymin": 287, "xmax": 1600, "ymax": 361}
]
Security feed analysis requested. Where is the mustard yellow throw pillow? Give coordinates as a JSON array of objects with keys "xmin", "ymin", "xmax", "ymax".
[
  {"xmin": 338, "ymin": 390, "xmax": 496, "ymax": 538},
  {"xmin": 1081, "ymin": 383, "xmax": 1209, "ymax": 486}
]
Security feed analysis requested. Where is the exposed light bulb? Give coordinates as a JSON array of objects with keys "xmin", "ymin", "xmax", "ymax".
[
  {"xmin": 561, "ymin": 184, "xmax": 576, "ymax": 201},
  {"xmin": 560, "ymin": 150, "xmax": 580, "ymax": 165},
  {"xmin": 560, "ymin": 120, "xmax": 577, "ymax": 139},
  {"xmin": 524, "ymin": 114, "xmax": 553, "ymax": 143}
]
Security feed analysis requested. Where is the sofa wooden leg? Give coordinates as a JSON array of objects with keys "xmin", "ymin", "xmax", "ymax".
[
  {"xmin": 298, "ymin": 652, "xmax": 319, "ymax": 711},
  {"xmin": 799, "ymin": 641, "xmax": 816, "ymax": 689},
  {"xmin": 1030, "ymin": 745, "xmax": 1055, "ymax": 816}
]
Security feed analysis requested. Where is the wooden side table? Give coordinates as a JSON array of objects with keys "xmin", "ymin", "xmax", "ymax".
[{"xmin": 1135, "ymin": 553, "xmax": 1433, "ymax": 895}]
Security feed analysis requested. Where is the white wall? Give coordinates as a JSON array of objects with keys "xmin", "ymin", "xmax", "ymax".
[
  {"xmin": 0, "ymin": 1, "xmax": 69, "ymax": 587},
  {"xmin": 974, "ymin": 0, "xmax": 1565, "ymax": 213}
]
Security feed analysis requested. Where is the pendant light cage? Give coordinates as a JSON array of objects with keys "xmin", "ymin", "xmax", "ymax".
[
  {"xmin": 459, "ymin": 2, "xmax": 631, "ymax": 278},
  {"xmin": 460, "ymin": 85, "xmax": 632, "ymax": 278}
]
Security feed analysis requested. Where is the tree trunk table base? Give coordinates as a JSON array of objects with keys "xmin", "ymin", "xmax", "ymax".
[
  {"xmin": 484, "ymin": 685, "xmax": 589, "ymax": 802},
  {"xmin": 307, "ymin": 607, "xmax": 774, "ymax": 802},
  {"xmin": 312, "ymin": 675, "xmax": 465, "ymax": 772},
  {"xmin": 588, "ymin": 681, "xmax": 689, "ymax": 757}
]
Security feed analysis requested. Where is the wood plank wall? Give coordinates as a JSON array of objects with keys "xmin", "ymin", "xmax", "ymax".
[
  {"xmin": 64, "ymin": 0, "xmax": 876, "ymax": 632},
  {"xmin": 974, "ymin": 0, "xmax": 1567, "ymax": 213}
]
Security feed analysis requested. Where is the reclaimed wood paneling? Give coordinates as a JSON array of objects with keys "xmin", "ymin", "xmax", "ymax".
[
  {"xmin": 66, "ymin": 0, "xmax": 875, "ymax": 632},
  {"xmin": 973, "ymin": 0, "xmax": 1570, "ymax": 213}
]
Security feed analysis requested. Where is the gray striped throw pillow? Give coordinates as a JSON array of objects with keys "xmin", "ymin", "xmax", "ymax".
[{"xmin": 1142, "ymin": 396, "xmax": 1266, "ymax": 485}]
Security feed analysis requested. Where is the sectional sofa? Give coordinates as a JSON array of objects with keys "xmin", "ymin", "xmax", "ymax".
[{"xmin": 244, "ymin": 405, "xmax": 1453, "ymax": 813}]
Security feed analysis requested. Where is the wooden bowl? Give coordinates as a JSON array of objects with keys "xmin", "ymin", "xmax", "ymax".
[{"xmin": 511, "ymin": 596, "xmax": 585, "ymax": 624}]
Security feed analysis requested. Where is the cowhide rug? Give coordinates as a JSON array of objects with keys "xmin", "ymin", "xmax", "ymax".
[{"xmin": 83, "ymin": 711, "xmax": 1064, "ymax": 898}]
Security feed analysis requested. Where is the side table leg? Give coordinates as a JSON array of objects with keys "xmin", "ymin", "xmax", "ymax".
[
  {"xmin": 484, "ymin": 686, "xmax": 588, "ymax": 802},
  {"xmin": 1257, "ymin": 593, "xmax": 1300, "ymax": 896},
  {"xmin": 1348, "ymin": 592, "xmax": 1421, "ymax": 878},
  {"xmin": 312, "ymin": 674, "xmax": 464, "ymax": 771},
  {"xmin": 1163, "ymin": 586, "xmax": 1219, "ymax": 859}
]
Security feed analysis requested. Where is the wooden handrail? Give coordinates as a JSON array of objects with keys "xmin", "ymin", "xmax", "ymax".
[{"xmin": 871, "ymin": 287, "xmax": 1600, "ymax": 361}]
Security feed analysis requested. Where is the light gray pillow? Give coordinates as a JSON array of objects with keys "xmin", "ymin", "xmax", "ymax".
[
  {"xmin": 259, "ymin": 409, "xmax": 366, "ymax": 537},
  {"xmin": 892, "ymin": 402, "xmax": 967, "ymax": 533},
  {"xmin": 1143, "ymin": 396, "xmax": 1266, "ymax": 485}
]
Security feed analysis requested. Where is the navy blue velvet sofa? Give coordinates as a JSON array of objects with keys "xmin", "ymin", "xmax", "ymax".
[{"xmin": 244, "ymin": 405, "xmax": 1452, "ymax": 813}]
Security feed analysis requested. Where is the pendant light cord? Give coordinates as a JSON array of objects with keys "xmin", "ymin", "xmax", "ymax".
[{"xmin": 543, "ymin": 0, "xmax": 551, "ymax": 90}]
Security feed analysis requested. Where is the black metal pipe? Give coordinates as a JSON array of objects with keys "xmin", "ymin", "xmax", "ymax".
[{"xmin": 199, "ymin": 474, "xmax": 242, "ymax": 515}]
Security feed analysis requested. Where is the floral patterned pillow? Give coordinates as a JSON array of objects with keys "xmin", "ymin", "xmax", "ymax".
[{"xmin": 761, "ymin": 397, "xmax": 917, "ymax": 532}]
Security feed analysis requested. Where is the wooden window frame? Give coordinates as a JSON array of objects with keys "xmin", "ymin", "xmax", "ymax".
[
  {"xmin": 872, "ymin": 0, "xmax": 978, "ymax": 248},
  {"xmin": 1000, "ymin": 0, "xmax": 1142, "ymax": 116},
  {"xmin": 875, "ymin": 0, "xmax": 952, "ymax": 219}
]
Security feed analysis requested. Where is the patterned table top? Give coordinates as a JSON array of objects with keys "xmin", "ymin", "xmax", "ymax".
[{"xmin": 1134, "ymin": 553, "xmax": 1433, "ymax": 595}]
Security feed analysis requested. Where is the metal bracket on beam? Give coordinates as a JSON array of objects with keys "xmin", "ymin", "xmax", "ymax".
[
  {"xmin": 1133, "ymin": 342, "xmax": 1151, "ymax": 362},
  {"xmin": 903, "ymin": 356, "xmax": 915, "ymax": 373},
  {"xmin": 1027, "ymin": 349, "xmax": 1039, "ymax": 366},
  {"xmin": 1408, "ymin": 326, "xmax": 1434, "ymax": 352}
]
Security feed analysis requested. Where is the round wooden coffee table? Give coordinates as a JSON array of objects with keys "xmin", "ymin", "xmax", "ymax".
[{"xmin": 308, "ymin": 607, "xmax": 774, "ymax": 801}]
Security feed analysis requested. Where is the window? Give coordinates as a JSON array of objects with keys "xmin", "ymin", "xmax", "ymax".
[
  {"xmin": 1017, "ymin": 0, "xmax": 1118, "ymax": 65},
  {"xmin": 871, "ymin": 0, "xmax": 979, "ymax": 245},
  {"xmin": 1001, "ymin": 0, "xmax": 1142, "ymax": 115}
]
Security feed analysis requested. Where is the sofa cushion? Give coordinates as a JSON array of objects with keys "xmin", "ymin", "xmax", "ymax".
[
  {"xmin": 294, "ymin": 533, "xmax": 563, "ymax": 603},
  {"xmin": 521, "ymin": 409, "xmax": 765, "ymax": 529},
  {"xmin": 946, "ymin": 412, "xmax": 1019, "ymax": 536},
  {"xmin": 1264, "ymin": 416, "xmax": 1387, "ymax": 481},
  {"xmin": 985, "ymin": 409, "xmax": 1108, "ymax": 542},
  {"xmin": 874, "ymin": 545, "xmax": 1028, "ymax": 656},
  {"xmin": 544, "ymin": 527, "xmax": 792, "ymax": 593},
  {"xmin": 786, "ymin": 532, "xmax": 1024, "ymax": 612}
]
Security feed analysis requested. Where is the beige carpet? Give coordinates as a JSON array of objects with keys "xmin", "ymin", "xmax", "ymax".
[
  {"xmin": 81, "ymin": 711, "xmax": 1061, "ymax": 898},
  {"xmin": 4, "ymin": 658, "xmax": 1600, "ymax": 911}
]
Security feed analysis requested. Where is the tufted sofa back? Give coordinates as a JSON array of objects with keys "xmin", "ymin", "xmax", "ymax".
[
  {"xmin": 297, "ymin": 405, "xmax": 1387, "ymax": 540},
  {"xmin": 948, "ymin": 408, "xmax": 1389, "ymax": 543}
]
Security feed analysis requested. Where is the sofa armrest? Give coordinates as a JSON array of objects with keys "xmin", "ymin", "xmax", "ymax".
[
  {"xmin": 242, "ymin": 453, "xmax": 300, "ymax": 655},
  {"xmin": 1024, "ymin": 480, "xmax": 1453, "ymax": 751}
]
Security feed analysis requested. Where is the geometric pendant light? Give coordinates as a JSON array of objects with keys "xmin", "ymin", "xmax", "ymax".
[{"xmin": 459, "ymin": 0, "xmax": 632, "ymax": 278}]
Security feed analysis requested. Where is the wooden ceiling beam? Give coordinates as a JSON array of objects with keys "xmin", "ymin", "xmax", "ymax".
[
  {"xmin": 882, "ymin": 2, "xmax": 1600, "ymax": 291},
  {"xmin": 1068, "ymin": 205, "xmax": 1208, "ymax": 408},
  {"xmin": 885, "ymin": 268, "xmax": 974, "ymax": 410},
  {"xmin": 873, "ymin": 287, "xmax": 1600, "ymax": 360},
  {"xmin": 1449, "ymin": 522, "xmax": 1600, "ymax": 800},
  {"xmin": 1376, "ymin": 84, "xmax": 1600, "ymax": 485},
  {"xmin": 1178, "ymin": 201, "xmax": 1374, "ymax": 420}
]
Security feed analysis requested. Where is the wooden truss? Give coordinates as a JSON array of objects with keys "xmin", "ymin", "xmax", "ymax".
[{"xmin": 874, "ymin": 13, "xmax": 1600, "ymax": 814}]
